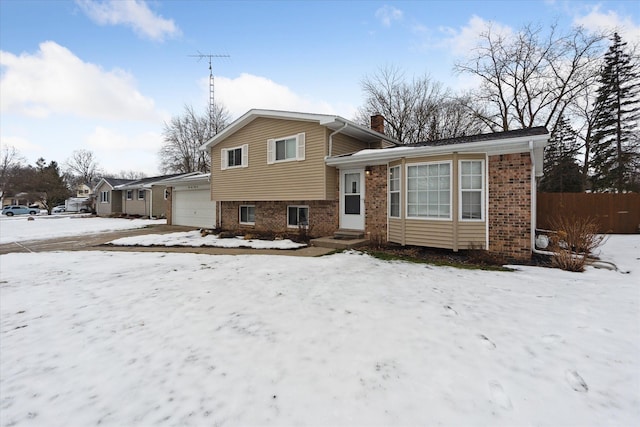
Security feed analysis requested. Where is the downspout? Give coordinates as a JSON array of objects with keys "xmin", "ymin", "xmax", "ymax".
[
  {"xmin": 149, "ymin": 188, "xmax": 153, "ymax": 219},
  {"xmin": 327, "ymin": 122, "xmax": 349, "ymax": 157},
  {"xmin": 530, "ymin": 140, "xmax": 555, "ymax": 256}
]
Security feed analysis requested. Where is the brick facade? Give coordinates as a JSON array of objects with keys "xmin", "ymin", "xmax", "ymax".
[
  {"xmin": 364, "ymin": 165, "xmax": 388, "ymax": 242},
  {"xmin": 220, "ymin": 200, "xmax": 338, "ymax": 237},
  {"xmin": 488, "ymin": 153, "xmax": 532, "ymax": 261}
]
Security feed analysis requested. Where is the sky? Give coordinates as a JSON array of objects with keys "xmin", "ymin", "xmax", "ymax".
[{"xmin": 1, "ymin": 1, "xmax": 639, "ymax": 177}]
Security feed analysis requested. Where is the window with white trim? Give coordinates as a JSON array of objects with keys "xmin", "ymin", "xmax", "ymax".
[
  {"xmin": 126, "ymin": 190, "xmax": 133, "ymax": 200},
  {"xmin": 138, "ymin": 189, "xmax": 145, "ymax": 200},
  {"xmin": 221, "ymin": 144, "xmax": 248, "ymax": 169},
  {"xmin": 164, "ymin": 189, "xmax": 170, "ymax": 200},
  {"xmin": 100, "ymin": 191, "xmax": 109, "ymax": 203},
  {"xmin": 406, "ymin": 162, "xmax": 451, "ymax": 219},
  {"xmin": 239, "ymin": 205, "xmax": 255, "ymax": 224},
  {"xmin": 389, "ymin": 166, "xmax": 400, "ymax": 218},
  {"xmin": 267, "ymin": 133, "xmax": 305, "ymax": 164},
  {"xmin": 287, "ymin": 205, "xmax": 309, "ymax": 228},
  {"xmin": 459, "ymin": 160, "xmax": 484, "ymax": 220}
]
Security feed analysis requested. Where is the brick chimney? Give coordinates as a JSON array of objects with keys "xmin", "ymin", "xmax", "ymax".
[{"xmin": 370, "ymin": 114, "xmax": 385, "ymax": 134}]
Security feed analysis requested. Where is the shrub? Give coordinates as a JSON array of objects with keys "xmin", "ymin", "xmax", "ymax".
[{"xmin": 548, "ymin": 214, "xmax": 607, "ymax": 272}]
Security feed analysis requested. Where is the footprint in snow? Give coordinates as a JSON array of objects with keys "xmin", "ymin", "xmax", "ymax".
[
  {"xmin": 443, "ymin": 305, "xmax": 458, "ymax": 316},
  {"xmin": 479, "ymin": 334, "xmax": 496, "ymax": 349},
  {"xmin": 565, "ymin": 370, "xmax": 589, "ymax": 392},
  {"xmin": 489, "ymin": 381, "xmax": 512, "ymax": 411}
]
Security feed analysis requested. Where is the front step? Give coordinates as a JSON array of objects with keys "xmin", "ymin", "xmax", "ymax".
[
  {"xmin": 333, "ymin": 229, "xmax": 365, "ymax": 240},
  {"xmin": 310, "ymin": 236, "xmax": 368, "ymax": 250}
]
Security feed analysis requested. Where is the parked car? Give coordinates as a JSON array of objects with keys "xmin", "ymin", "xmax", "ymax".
[
  {"xmin": 52, "ymin": 205, "xmax": 66, "ymax": 213},
  {"xmin": 2, "ymin": 205, "xmax": 39, "ymax": 216}
]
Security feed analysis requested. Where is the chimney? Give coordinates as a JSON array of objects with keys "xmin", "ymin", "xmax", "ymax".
[{"xmin": 370, "ymin": 114, "xmax": 385, "ymax": 134}]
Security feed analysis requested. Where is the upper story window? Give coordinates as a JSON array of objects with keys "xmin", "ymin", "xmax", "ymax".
[
  {"xmin": 267, "ymin": 133, "xmax": 305, "ymax": 164},
  {"xmin": 100, "ymin": 191, "xmax": 109, "ymax": 203},
  {"xmin": 406, "ymin": 161, "xmax": 451, "ymax": 220},
  {"xmin": 389, "ymin": 166, "xmax": 400, "ymax": 218},
  {"xmin": 459, "ymin": 160, "xmax": 485, "ymax": 220},
  {"xmin": 221, "ymin": 144, "xmax": 248, "ymax": 170}
]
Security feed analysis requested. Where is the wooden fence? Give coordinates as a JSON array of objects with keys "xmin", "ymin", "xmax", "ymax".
[{"xmin": 537, "ymin": 193, "xmax": 640, "ymax": 234}]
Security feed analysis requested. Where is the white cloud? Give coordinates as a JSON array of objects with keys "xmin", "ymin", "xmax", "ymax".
[
  {"xmin": 214, "ymin": 73, "xmax": 337, "ymax": 119},
  {"xmin": 86, "ymin": 126, "xmax": 161, "ymax": 175},
  {"xmin": 439, "ymin": 15, "xmax": 513, "ymax": 57},
  {"xmin": 573, "ymin": 5, "xmax": 640, "ymax": 44},
  {"xmin": 0, "ymin": 41, "xmax": 161, "ymax": 121},
  {"xmin": 76, "ymin": 0, "xmax": 180, "ymax": 41},
  {"xmin": 0, "ymin": 135, "xmax": 41, "ymax": 152},
  {"xmin": 375, "ymin": 5, "xmax": 403, "ymax": 28}
]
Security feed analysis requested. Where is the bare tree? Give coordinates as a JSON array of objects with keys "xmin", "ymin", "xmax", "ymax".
[
  {"xmin": 356, "ymin": 65, "xmax": 485, "ymax": 144},
  {"xmin": 111, "ymin": 170, "xmax": 148, "ymax": 180},
  {"xmin": 65, "ymin": 149, "xmax": 102, "ymax": 187},
  {"xmin": 0, "ymin": 145, "xmax": 26, "ymax": 204},
  {"xmin": 455, "ymin": 23, "xmax": 606, "ymax": 132},
  {"xmin": 159, "ymin": 104, "xmax": 229, "ymax": 174}
]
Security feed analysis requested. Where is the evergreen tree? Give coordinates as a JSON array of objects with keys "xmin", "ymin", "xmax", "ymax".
[
  {"xmin": 539, "ymin": 116, "xmax": 584, "ymax": 192},
  {"xmin": 589, "ymin": 33, "xmax": 640, "ymax": 192}
]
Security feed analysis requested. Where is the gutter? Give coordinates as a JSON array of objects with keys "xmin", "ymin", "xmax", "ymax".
[
  {"xmin": 529, "ymin": 140, "xmax": 555, "ymax": 256},
  {"xmin": 327, "ymin": 121, "xmax": 349, "ymax": 157}
]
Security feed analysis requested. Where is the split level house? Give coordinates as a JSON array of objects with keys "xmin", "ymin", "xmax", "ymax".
[{"xmin": 171, "ymin": 109, "xmax": 549, "ymax": 261}]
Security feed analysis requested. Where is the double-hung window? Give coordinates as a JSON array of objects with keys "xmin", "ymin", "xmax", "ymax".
[
  {"xmin": 459, "ymin": 160, "xmax": 484, "ymax": 220},
  {"xmin": 239, "ymin": 205, "xmax": 255, "ymax": 225},
  {"xmin": 267, "ymin": 133, "xmax": 305, "ymax": 164},
  {"xmin": 126, "ymin": 190, "xmax": 133, "ymax": 200},
  {"xmin": 406, "ymin": 162, "xmax": 451, "ymax": 219},
  {"xmin": 100, "ymin": 191, "xmax": 109, "ymax": 203},
  {"xmin": 389, "ymin": 166, "xmax": 400, "ymax": 218},
  {"xmin": 138, "ymin": 189, "xmax": 145, "ymax": 200},
  {"xmin": 287, "ymin": 206, "xmax": 309, "ymax": 228},
  {"xmin": 221, "ymin": 144, "xmax": 249, "ymax": 169}
]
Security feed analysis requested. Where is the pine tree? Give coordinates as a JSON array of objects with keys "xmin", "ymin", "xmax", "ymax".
[
  {"xmin": 589, "ymin": 33, "xmax": 640, "ymax": 192},
  {"xmin": 539, "ymin": 116, "xmax": 583, "ymax": 192}
]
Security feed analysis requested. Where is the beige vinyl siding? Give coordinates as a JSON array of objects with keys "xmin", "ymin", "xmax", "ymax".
[
  {"xmin": 122, "ymin": 196, "xmax": 147, "ymax": 216},
  {"xmin": 387, "ymin": 153, "xmax": 487, "ymax": 250},
  {"xmin": 151, "ymin": 187, "xmax": 167, "ymax": 217},
  {"xmin": 212, "ymin": 118, "xmax": 328, "ymax": 201},
  {"xmin": 457, "ymin": 223, "xmax": 486, "ymax": 249},
  {"xmin": 330, "ymin": 132, "xmax": 372, "ymax": 156}
]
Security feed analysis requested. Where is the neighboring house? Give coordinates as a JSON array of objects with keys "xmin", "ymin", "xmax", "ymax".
[
  {"xmin": 202, "ymin": 109, "xmax": 550, "ymax": 261},
  {"xmin": 114, "ymin": 174, "xmax": 184, "ymax": 218},
  {"xmin": 162, "ymin": 172, "xmax": 216, "ymax": 228},
  {"xmin": 94, "ymin": 178, "xmax": 135, "ymax": 216},
  {"xmin": 75, "ymin": 183, "xmax": 93, "ymax": 198}
]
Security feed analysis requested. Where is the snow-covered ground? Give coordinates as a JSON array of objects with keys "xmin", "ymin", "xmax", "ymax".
[
  {"xmin": 0, "ymin": 215, "xmax": 166, "ymax": 244},
  {"xmin": 107, "ymin": 230, "xmax": 306, "ymax": 250},
  {"xmin": 0, "ymin": 235, "xmax": 638, "ymax": 426}
]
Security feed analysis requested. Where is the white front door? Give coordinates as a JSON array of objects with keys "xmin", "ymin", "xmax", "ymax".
[{"xmin": 340, "ymin": 168, "xmax": 365, "ymax": 230}]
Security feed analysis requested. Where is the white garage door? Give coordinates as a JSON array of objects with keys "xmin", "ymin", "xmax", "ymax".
[{"xmin": 173, "ymin": 189, "xmax": 216, "ymax": 228}]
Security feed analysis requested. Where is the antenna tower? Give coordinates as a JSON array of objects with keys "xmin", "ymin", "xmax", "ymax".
[{"xmin": 189, "ymin": 52, "xmax": 230, "ymax": 133}]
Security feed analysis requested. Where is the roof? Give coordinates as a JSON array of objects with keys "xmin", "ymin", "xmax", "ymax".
[
  {"xmin": 93, "ymin": 177, "xmax": 136, "ymax": 192},
  {"xmin": 409, "ymin": 126, "xmax": 549, "ymax": 147},
  {"xmin": 326, "ymin": 126, "xmax": 550, "ymax": 169},
  {"xmin": 114, "ymin": 173, "xmax": 186, "ymax": 190},
  {"xmin": 155, "ymin": 172, "xmax": 210, "ymax": 186},
  {"xmin": 200, "ymin": 109, "xmax": 399, "ymax": 150}
]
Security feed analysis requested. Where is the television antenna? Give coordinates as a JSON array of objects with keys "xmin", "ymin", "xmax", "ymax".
[{"xmin": 189, "ymin": 51, "xmax": 230, "ymax": 133}]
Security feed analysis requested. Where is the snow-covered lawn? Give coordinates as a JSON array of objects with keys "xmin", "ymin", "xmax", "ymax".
[
  {"xmin": 0, "ymin": 215, "xmax": 166, "ymax": 244},
  {"xmin": 107, "ymin": 230, "xmax": 306, "ymax": 250},
  {"xmin": 0, "ymin": 236, "xmax": 638, "ymax": 426}
]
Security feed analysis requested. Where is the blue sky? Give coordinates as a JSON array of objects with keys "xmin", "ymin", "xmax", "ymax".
[{"xmin": 1, "ymin": 0, "xmax": 638, "ymax": 176}]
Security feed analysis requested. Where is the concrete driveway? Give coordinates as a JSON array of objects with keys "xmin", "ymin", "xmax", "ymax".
[{"xmin": 0, "ymin": 225, "xmax": 334, "ymax": 257}]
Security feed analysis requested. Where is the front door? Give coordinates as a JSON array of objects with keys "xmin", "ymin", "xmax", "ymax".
[{"xmin": 340, "ymin": 169, "xmax": 365, "ymax": 230}]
